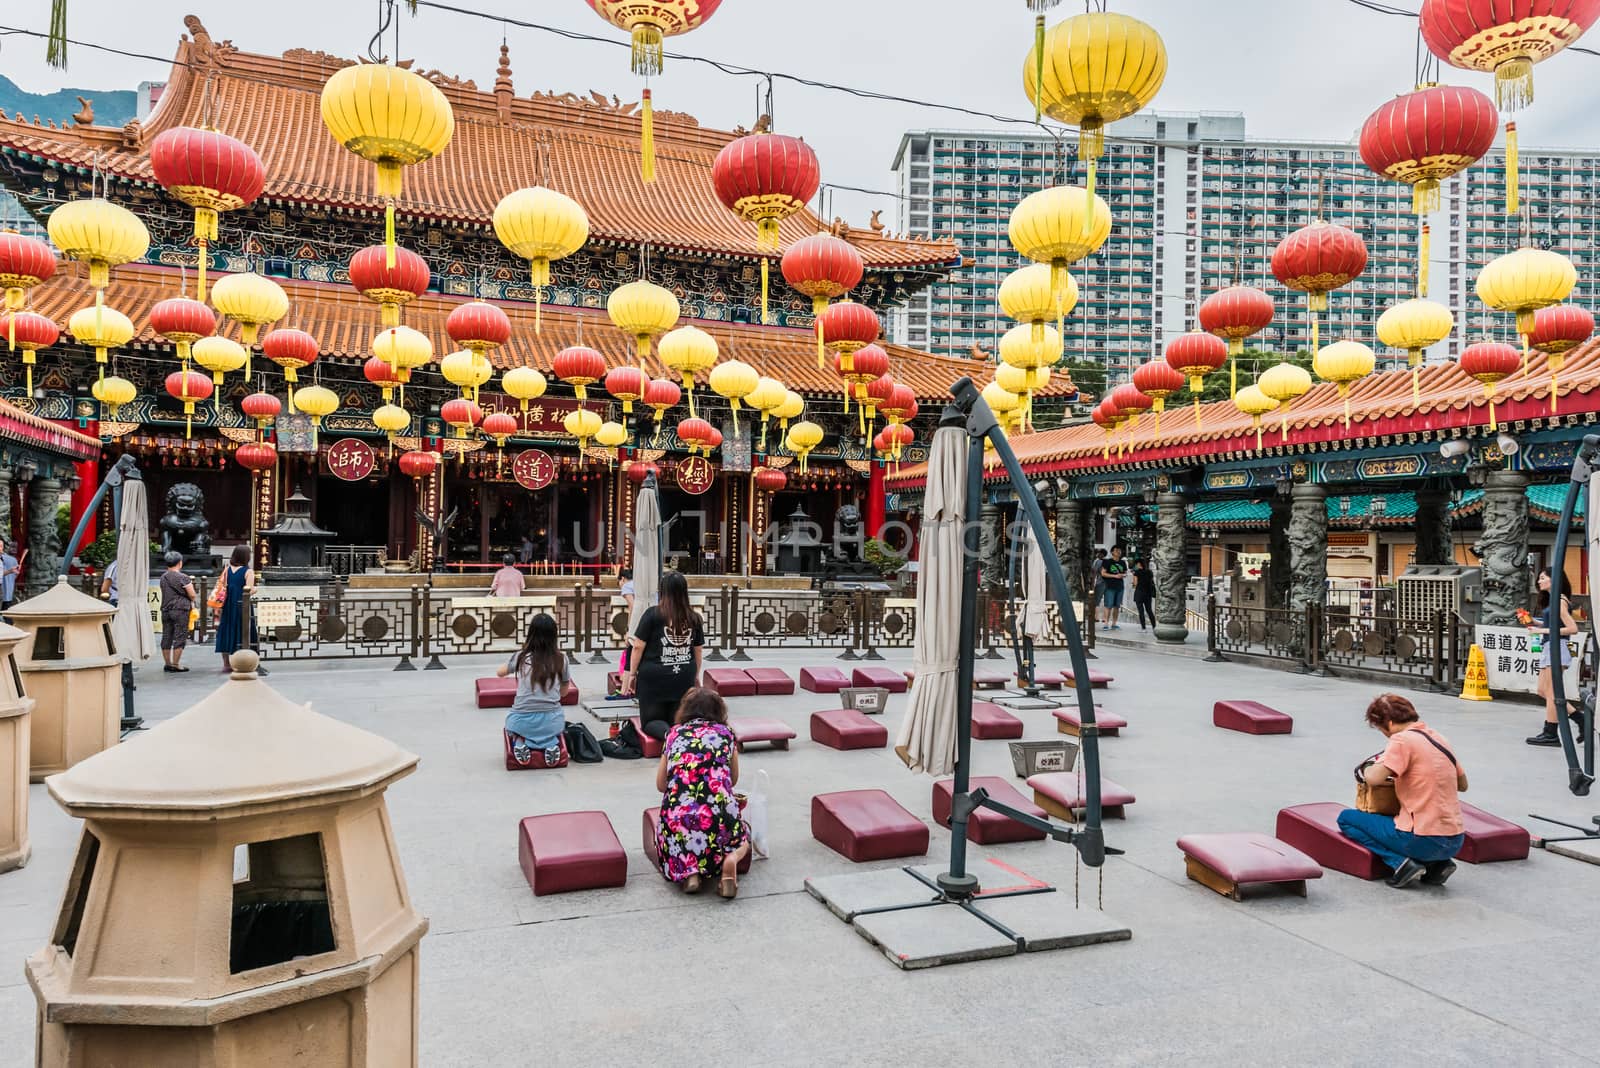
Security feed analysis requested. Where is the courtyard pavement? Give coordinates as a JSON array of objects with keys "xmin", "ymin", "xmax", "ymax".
[{"xmin": 2, "ymin": 640, "xmax": 1597, "ymax": 1066}]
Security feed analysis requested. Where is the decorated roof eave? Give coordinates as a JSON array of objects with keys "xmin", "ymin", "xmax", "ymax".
[{"xmin": 0, "ymin": 400, "xmax": 100, "ymax": 460}]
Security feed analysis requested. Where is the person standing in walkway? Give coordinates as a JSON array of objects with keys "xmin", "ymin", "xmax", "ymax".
[
  {"xmin": 1090, "ymin": 549, "xmax": 1107, "ymax": 625},
  {"xmin": 1527, "ymin": 566, "xmax": 1582, "ymax": 747},
  {"xmin": 1100, "ymin": 545, "xmax": 1128, "ymax": 630},
  {"xmin": 0, "ymin": 537, "xmax": 19, "ymax": 610},
  {"xmin": 1338, "ymin": 693, "xmax": 1466, "ymax": 888},
  {"xmin": 622, "ymin": 570, "xmax": 703, "ymax": 740},
  {"xmin": 212, "ymin": 544, "xmax": 256, "ymax": 673},
  {"xmin": 1132, "ymin": 557, "xmax": 1156, "ymax": 630},
  {"xmin": 489, "ymin": 554, "xmax": 525, "ymax": 598},
  {"xmin": 158, "ymin": 551, "xmax": 197, "ymax": 673}
]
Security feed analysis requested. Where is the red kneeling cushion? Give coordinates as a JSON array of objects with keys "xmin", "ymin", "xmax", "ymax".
[
  {"xmin": 812, "ymin": 790, "xmax": 929, "ymax": 862},
  {"xmin": 643, "ymin": 807, "xmax": 752, "ymax": 876},
  {"xmin": 1275, "ymin": 802, "xmax": 1383, "ymax": 880},
  {"xmin": 852, "ymin": 666, "xmax": 908, "ymax": 693},
  {"xmin": 1213, "ymin": 700, "xmax": 1293, "ymax": 735},
  {"xmin": 972, "ymin": 668, "xmax": 1009, "ymax": 689},
  {"xmin": 1053, "ymin": 706, "xmax": 1122, "ymax": 735},
  {"xmin": 932, "ymin": 776, "xmax": 1047, "ymax": 844},
  {"xmin": 504, "ymin": 729, "xmax": 569, "ymax": 771},
  {"xmin": 800, "ymin": 666, "xmax": 851, "ymax": 693},
  {"xmin": 1061, "ymin": 667, "xmax": 1113, "ymax": 687},
  {"xmin": 561, "ymin": 680, "xmax": 579, "ymax": 707},
  {"xmin": 704, "ymin": 668, "xmax": 759, "ymax": 697},
  {"xmin": 1177, "ymin": 832, "xmax": 1322, "ymax": 888},
  {"xmin": 629, "ymin": 717, "xmax": 664, "ymax": 759},
  {"xmin": 971, "ymin": 701, "xmax": 1024, "ymax": 740},
  {"xmin": 1027, "ymin": 771, "xmax": 1135, "ymax": 819},
  {"xmin": 730, "ymin": 716, "xmax": 797, "ymax": 750},
  {"xmin": 745, "ymin": 667, "xmax": 795, "ymax": 695},
  {"xmin": 810, "ymin": 708, "xmax": 889, "ymax": 750},
  {"xmin": 1457, "ymin": 802, "xmax": 1531, "ymax": 864},
  {"xmin": 518, "ymin": 811, "xmax": 627, "ymax": 896},
  {"xmin": 476, "ymin": 676, "xmax": 517, "ymax": 708}
]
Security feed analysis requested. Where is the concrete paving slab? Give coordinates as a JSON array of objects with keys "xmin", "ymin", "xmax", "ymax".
[
  {"xmin": 851, "ymin": 900, "xmax": 1017, "ymax": 970},
  {"xmin": 1544, "ymin": 836, "xmax": 1600, "ymax": 864},
  {"xmin": 975, "ymin": 891, "xmax": 1132, "ymax": 952},
  {"xmin": 804, "ymin": 866, "xmax": 933, "ymax": 922}
]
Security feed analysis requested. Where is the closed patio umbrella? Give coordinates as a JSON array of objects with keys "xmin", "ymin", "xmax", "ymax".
[
  {"xmin": 895, "ymin": 424, "xmax": 967, "ymax": 775},
  {"xmin": 110, "ymin": 479, "xmax": 154, "ymax": 666},
  {"xmin": 627, "ymin": 476, "xmax": 661, "ymax": 641},
  {"xmin": 1021, "ymin": 519, "xmax": 1048, "ymax": 641}
]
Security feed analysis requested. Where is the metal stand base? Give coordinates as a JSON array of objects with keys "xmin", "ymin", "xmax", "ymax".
[
  {"xmin": 1530, "ymin": 813, "xmax": 1600, "ymax": 861},
  {"xmin": 118, "ymin": 661, "xmax": 143, "ymax": 734}
]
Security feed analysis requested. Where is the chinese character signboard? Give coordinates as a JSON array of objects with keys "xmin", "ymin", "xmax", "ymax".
[
  {"xmin": 675, "ymin": 455, "xmax": 715, "ymax": 495},
  {"xmin": 512, "ymin": 449, "xmax": 556, "ymax": 491},
  {"xmin": 324, "ymin": 438, "xmax": 375, "ymax": 482},
  {"xmin": 481, "ymin": 394, "xmax": 580, "ymax": 436},
  {"xmin": 1474, "ymin": 624, "xmax": 1581, "ymax": 695},
  {"xmin": 1238, "ymin": 552, "xmax": 1269, "ymax": 579}
]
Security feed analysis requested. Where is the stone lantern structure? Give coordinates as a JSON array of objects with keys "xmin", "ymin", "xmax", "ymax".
[
  {"xmin": 6, "ymin": 576, "xmax": 119, "ymax": 781},
  {"xmin": 27, "ymin": 651, "xmax": 427, "ymax": 1065},
  {"xmin": 0, "ymin": 620, "xmax": 36, "ymax": 873}
]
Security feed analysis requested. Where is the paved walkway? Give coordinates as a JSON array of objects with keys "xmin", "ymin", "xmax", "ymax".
[{"xmin": 2, "ymin": 642, "xmax": 1595, "ymax": 1066}]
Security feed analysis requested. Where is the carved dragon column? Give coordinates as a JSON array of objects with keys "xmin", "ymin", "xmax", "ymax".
[
  {"xmin": 1288, "ymin": 483, "xmax": 1327, "ymax": 657},
  {"xmin": 979, "ymin": 498, "xmax": 1004, "ymax": 592},
  {"xmin": 1268, "ymin": 494, "xmax": 1292, "ymax": 610},
  {"xmin": 1413, "ymin": 487, "xmax": 1452, "ymax": 567},
  {"xmin": 1474, "ymin": 469, "xmax": 1530, "ymax": 625},
  {"xmin": 24, "ymin": 476, "xmax": 62, "ymax": 598},
  {"xmin": 1055, "ymin": 493, "xmax": 1087, "ymax": 602},
  {"xmin": 0, "ymin": 467, "xmax": 12, "ymax": 554},
  {"xmin": 1153, "ymin": 492, "xmax": 1190, "ymax": 643}
]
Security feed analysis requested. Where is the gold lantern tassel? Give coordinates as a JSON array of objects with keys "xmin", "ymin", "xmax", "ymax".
[
  {"xmin": 1341, "ymin": 384, "xmax": 1352, "ymax": 430},
  {"xmin": 730, "ymin": 400, "xmax": 740, "ymax": 434},
  {"xmin": 640, "ymin": 88, "xmax": 656, "ymax": 184},
  {"xmin": 1551, "ymin": 354, "xmax": 1564, "ymax": 414},
  {"xmin": 1229, "ymin": 356, "xmax": 1237, "ymax": 399},
  {"xmin": 1152, "ymin": 403, "xmax": 1161, "ymax": 438},
  {"xmin": 1411, "ymin": 365, "xmax": 1420, "ymax": 406},
  {"xmin": 761, "ymin": 257, "xmax": 770, "ymax": 325},
  {"xmin": 1505, "ymin": 121, "xmax": 1519, "ymax": 215},
  {"xmin": 25, "ymin": 361, "xmax": 33, "ymax": 395},
  {"xmin": 814, "ymin": 296, "xmax": 828, "ymax": 368},
  {"xmin": 1193, "ymin": 386, "xmax": 1202, "ymax": 429},
  {"xmin": 1254, "ymin": 418, "xmax": 1263, "ymax": 453},
  {"xmin": 857, "ymin": 397, "xmax": 865, "ymax": 437},
  {"xmin": 1418, "ymin": 222, "xmax": 1430, "ymax": 296},
  {"xmin": 1521, "ymin": 334, "xmax": 1530, "ymax": 376},
  {"xmin": 1079, "ymin": 122, "xmax": 1103, "ymax": 235},
  {"xmin": 1281, "ymin": 401, "xmax": 1291, "ymax": 443},
  {"xmin": 1487, "ymin": 385, "xmax": 1498, "ymax": 433},
  {"xmin": 385, "ymin": 201, "xmax": 397, "ymax": 268},
  {"xmin": 687, "ymin": 384, "xmax": 696, "ymax": 419},
  {"xmin": 1032, "ymin": 14, "xmax": 1046, "ymax": 123}
]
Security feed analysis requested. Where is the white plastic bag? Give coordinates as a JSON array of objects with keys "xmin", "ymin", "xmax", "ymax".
[{"xmin": 744, "ymin": 769, "xmax": 770, "ymax": 860}]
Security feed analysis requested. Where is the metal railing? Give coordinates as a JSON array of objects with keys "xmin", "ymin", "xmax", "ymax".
[
  {"xmin": 1208, "ymin": 598, "xmax": 1458, "ymax": 688},
  {"xmin": 324, "ymin": 545, "xmax": 388, "ymax": 578}
]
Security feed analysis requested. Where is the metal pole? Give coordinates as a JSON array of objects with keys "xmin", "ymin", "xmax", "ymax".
[{"xmin": 1545, "ymin": 436, "xmax": 1595, "ymax": 795}]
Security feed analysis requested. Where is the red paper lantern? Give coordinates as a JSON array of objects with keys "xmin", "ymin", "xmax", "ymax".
[
  {"xmin": 552, "ymin": 345, "xmax": 607, "ymax": 403},
  {"xmin": 350, "ymin": 244, "xmax": 431, "ymax": 328},
  {"xmin": 704, "ymin": 425, "xmax": 724, "ymax": 453},
  {"xmin": 1091, "ymin": 400, "xmax": 1121, "ymax": 458},
  {"xmin": 677, "ymin": 416, "xmax": 713, "ymax": 454},
  {"xmin": 262, "ymin": 328, "xmax": 319, "ymax": 395},
  {"xmin": 605, "ymin": 365, "xmax": 648, "ymax": 414},
  {"xmin": 818, "ymin": 301, "xmax": 880, "ymax": 361},
  {"xmin": 446, "ymin": 299, "xmax": 512, "ymax": 355},
  {"xmin": 1359, "ymin": 84, "xmax": 1498, "ymax": 215},
  {"xmin": 235, "ymin": 442, "xmax": 278, "ymax": 472},
  {"xmin": 149, "ymin": 295, "xmax": 217, "ymax": 365},
  {"xmin": 148, "ymin": 126, "xmax": 265, "ymax": 299},
  {"xmin": 1164, "ymin": 330, "xmax": 1228, "ymax": 425},
  {"xmin": 1110, "ymin": 383, "xmax": 1153, "ymax": 418},
  {"xmin": 880, "ymin": 383, "xmax": 918, "ymax": 427},
  {"xmin": 1271, "ymin": 221, "xmax": 1368, "ymax": 350},
  {"xmin": 481, "ymin": 411, "xmax": 519, "ymax": 447},
  {"xmin": 1198, "ymin": 286, "xmax": 1274, "ymax": 356},
  {"xmin": 364, "ymin": 355, "xmax": 402, "ymax": 402},
  {"xmin": 1, "ymin": 310, "xmax": 59, "ymax": 392},
  {"xmin": 240, "ymin": 391, "xmax": 282, "ymax": 428},
  {"xmin": 712, "ymin": 132, "xmax": 822, "ymax": 323},
  {"xmin": 164, "ymin": 369, "xmax": 213, "ymax": 438},
  {"xmin": 643, "ymin": 376, "xmax": 681, "ymax": 441},
  {"xmin": 1529, "ymin": 304, "xmax": 1595, "ymax": 356},
  {"xmin": 627, "ymin": 460, "xmax": 660, "ymax": 484},
  {"xmin": 441, "ymin": 398, "xmax": 483, "ymax": 438},
  {"xmin": 1458, "ymin": 341, "xmax": 1523, "ymax": 430},
  {"xmin": 0, "ymin": 231, "xmax": 56, "ymax": 317},
  {"xmin": 862, "ymin": 373, "xmax": 897, "ymax": 439},
  {"xmin": 753, "ymin": 466, "xmax": 788, "ymax": 493},
  {"xmin": 398, "ymin": 450, "xmax": 439, "ymax": 479},
  {"xmin": 782, "ymin": 232, "xmax": 864, "ymax": 365},
  {"xmin": 1131, "ymin": 359, "xmax": 1186, "ymax": 435}
]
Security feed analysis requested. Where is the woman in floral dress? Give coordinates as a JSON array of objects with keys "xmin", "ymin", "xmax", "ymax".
[{"xmin": 654, "ymin": 688, "xmax": 751, "ymax": 898}]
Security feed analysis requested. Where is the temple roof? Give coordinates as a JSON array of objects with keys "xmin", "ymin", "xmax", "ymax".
[
  {"xmin": 888, "ymin": 336, "xmax": 1600, "ymax": 488},
  {"xmin": 0, "ymin": 16, "xmax": 959, "ymax": 272},
  {"xmin": 27, "ymin": 264, "xmax": 1069, "ymax": 405},
  {"xmin": 0, "ymin": 397, "xmax": 100, "ymax": 460}
]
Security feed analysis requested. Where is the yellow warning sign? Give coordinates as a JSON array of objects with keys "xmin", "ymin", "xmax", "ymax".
[{"xmin": 1459, "ymin": 643, "xmax": 1493, "ymax": 702}]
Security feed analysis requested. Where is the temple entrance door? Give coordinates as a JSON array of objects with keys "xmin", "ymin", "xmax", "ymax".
[
  {"xmin": 315, "ymin": 475, "xmax": 387, "ymax": 547},
  {"xmin": 657, "ymin": 487, "xmax": 719, "ymax": 574}
]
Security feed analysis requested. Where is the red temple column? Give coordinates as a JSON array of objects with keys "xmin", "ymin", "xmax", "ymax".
[
  {"xmin": 56, "ymin": 418, "xmax": 101, "ymax": 543},
  {"xmin": 866, "ymin": 459, "xmax": 886, "ymax": 539}
]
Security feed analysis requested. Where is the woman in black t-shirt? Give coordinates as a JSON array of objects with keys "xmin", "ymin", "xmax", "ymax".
[{"xmin": 622, "ymin": 571, "xmax": 704, "ymax": 740}]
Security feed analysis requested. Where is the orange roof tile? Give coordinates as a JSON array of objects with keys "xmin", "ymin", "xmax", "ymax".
[
  {"xmin": 888, "ymin": 339, "xmax": 1600, "ymax": 488},
  {"xmin": 27, "ymin": 263, "xmax": 1066, "ymax": 405},
  {"xmin": 0, "ymin": 19, "xmax": 958, "ymax": 272}
]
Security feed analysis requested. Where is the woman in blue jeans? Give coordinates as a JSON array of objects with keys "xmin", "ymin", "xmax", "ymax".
[{"xmin": 1338, "ymin": 693, "xmax": 1467, "ymax": 889}]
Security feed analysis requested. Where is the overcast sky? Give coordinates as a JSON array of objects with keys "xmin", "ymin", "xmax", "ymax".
[{"xmin": 4, "ymin": 0, "xmax": 1598, "ymax": 223}]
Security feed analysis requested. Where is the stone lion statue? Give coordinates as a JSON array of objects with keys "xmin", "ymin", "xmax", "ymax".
[{"xmin": 159, "ymin": 482, "xmax": 213, "ymax": 558}]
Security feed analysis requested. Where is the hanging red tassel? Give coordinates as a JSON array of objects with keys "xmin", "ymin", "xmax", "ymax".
[{"xmin": 640, "ymin": 88, "xmax": 656, "ymax": 184}]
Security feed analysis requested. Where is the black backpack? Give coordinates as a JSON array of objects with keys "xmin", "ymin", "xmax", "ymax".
[
  {"xmin": 599, "ymin": 719, "xmax": 645, "ymax": 760},
  {"xmin": 563, "ymin": 723, "xmax": 605, "ymax": 764}
]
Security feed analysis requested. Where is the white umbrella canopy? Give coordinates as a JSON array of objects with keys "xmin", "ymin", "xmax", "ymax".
[
  {"xmin": 895, "ymin": 425, "xmax": 967, "ymax": 776},
  {"xmin": 627, "ymin": 480, "xmax": 661, "ymax": 640},
  {"xmin": 1021, "ymin": 519, "xmax": 1048, "ymax": 641},
  {"xmin": 1589, "ymin": 473, "xmax": 1600, "ymax": 626},
  {"xmin": 110, "ymin": 479, "xmax": 154, "ymax": 665}
]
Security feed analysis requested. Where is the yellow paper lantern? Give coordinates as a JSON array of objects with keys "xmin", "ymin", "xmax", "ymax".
[
  {"xmin": 999, "ymin": 322, "xmax": 1062, "ymax": 371},
  {"xmin": 1023, "ymin": 11, "xmax": 1167, "ymax": 206},
  {"xmin": 1476, "ymin": 247, "xmax": 1577, "ymax": 370},
  {"xmin": 47, "ymin": 198, "xmax": 149, "ymax": 291},
  {"xmin": 981, "ymin": 381, "xmax": 1022, "ymax": 424},
  {"xmin": 372, "ymin": 324, "xmax": 434, "ymax": 383},
  {"xmin": 595, "ymin": 419, "xmax": 628, "ymax": 465},
  {"xmin": 1000, "ymin": 262, "xmax": 1078, "ymax": 341},
  {"xmin": 320, "ymin": 63, "xmax": 454, "ymax": 264},
  {"xmin": 91, "ymin": 374, "xmax": 137, "ymax": 419},
  {"xmin": 373, "ymin": 402, "xmax": 411, "ymax": 441},
  {"xmin": 67, "ymin": 305, "xmax": 134, "ymax": 372},
  {"xmin": 210, "ymin": 272, "xmax": 288, "ymax": 381},
  {"xmin": 608, "ymin": 280, "xmax": 680, "ymax": 362},
  {"xmin": 492, "ymin": 187, "xmax": 589, "ymax": 333},
  {"xmin": 1377, "ymin": 298, "xmax": 1453, "ymax": 402},
  {"xmin": 773, "ymin": 389, "xmax": 806, "ymax": 438},
  {"xmin": 440, "ymin": 349, "xmax": 493, "ymax": 402},
  {"xmin": 994, "ymin": 362, "xmax": 1033, "ymax": 397},
  {"xmin": 1257, "ymin": 361, "xmax": 1312, "ymax": 442},
  {"xmin": 564, "ymin": 406, "xmax": 603, "ymax": 464},
  {"xmin": 292, "ymin": 383, "xmax": 339, "ymax": 447},
  {"xmin": 744, "ymin": 375, "xmax": 787, "ymax": 450},
  {"xmin": 659, "ymin": 325, "xmax": 718, "ymax": 418},
  {"xmin": 502, "ymin": 366, "xmax": 548, "ymax": 412},
  {"xmin": 1312, "ymin": 340, "xmax": 1376, "ymax": 429},
  {"xmin": 192, "ymin": 335, "xmax": 247, "ymax": 413},
  {"xmin": 785, "ymin": 419, "xmax": 824, "ymax": 474},
  {"xmin": 1009, "ymin": 185, "xmax": 1111, "ymax": 316},
  {"xmin": 1233, "ymin": 384, "xmax": 1277, "ymax": 452},
  {"xmin": 708, "ymin": 358, "xmax": 759, "ymax": 433}
]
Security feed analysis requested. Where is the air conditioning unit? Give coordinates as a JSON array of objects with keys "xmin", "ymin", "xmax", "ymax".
[{"xmin": 1396, "ymin": 565, "xmax": 1482, "ymax": 624}]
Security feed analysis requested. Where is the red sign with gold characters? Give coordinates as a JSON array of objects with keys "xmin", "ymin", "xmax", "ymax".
[
  {"xmin": 512, "ymin": 449, "xmax": 557, "ymax": 491},
  {"xmin": 324, "ymin": 438, "xmax": 375, "ymax": 482},
  {"xmin": 674, "ymin": 455, "xmax": 715, "ymax": 495}
]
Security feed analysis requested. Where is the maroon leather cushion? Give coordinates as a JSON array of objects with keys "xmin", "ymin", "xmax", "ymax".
[
  {"xmin": 643, "ymin": 807, "xmax": 751, "ymax": 875},
  {"xmin": 1027, "ymin": 771, "xmax": 1136, "ymax": 810},
  {"xmin": 1457, "ymin": 802, "xmax": 1531, "ymax": 864},
  {"xmin": 852, "ymin": 666, "xmax": 908, "ymax": 693},
  {"xmin": 476, "ymin": 676, "xmax": 517, "ymax": 708},
  {"xmin": 971, "ymin": 701, "xmax": 1024, "ymax": 740},
  {"xmin": 1177, "ymin": 832, "xmax": 1322, "ymax": 885},
  {"xmin": 629, "ymin": 717, "xmax": 664, "ymax": 759},
  {"xmin": 503, "ymin": 729, "xmax": 569, "ymax": 771},
  {"xmin": 1053, "ymin": 706, "xmax": 1123, "ymax": 733},
  {"xmin": 745, "ymin": 667, "xmax": 795, "ymax": 695},
  {"xmin": 1213, "ymin": 700, "xmax": 1293, "ymax": 735},
  {"xmin": 812, "ymin": 789, "xmax": 929, "ymax": 862},
  {"xmin": 1062, "ymin": 667, "xmax": 1114, "ymax": 687},
  {"xmin": 972, "ymin": 668, "xmax": 1009, "ymax": 689},
  {"xmin": 704, "ymin": 668, "xmax": 759, "ymax": 698},
  {"xmin": 810, "ymin": 708, "xmax": 889, "ymax": 750},
  {"xmin": 518, "ymin": 811, "xmax": 627, "ymax": 896},
  {"xmin": 800, "ymin": 666, "xmax": 851, "ymax": 693},
  {"xmin": 1276, "ymin": 802, "xmax": 1383, "ymax": 880},
  {"xmin": 932, "ymin": 776, "xmax": 1047, "ymax": 844},
  {"xmin": 561, "ymin": 680, "xmax": 579, "ymax": 707},
  {"xmin": 730, "ymin": 716, "xmax": 797, "ymax": 750}
]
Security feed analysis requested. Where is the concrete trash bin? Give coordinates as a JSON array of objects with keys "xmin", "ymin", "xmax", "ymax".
[
  {"xmin": 27, "ymin": 651, "xmax": 428, "ymax": 1066},
  {"xmin": 6, "ymin": 576, "xmax": 119, "ymax": 781},
  {"xmin": 0, "ymin": 620, "xmax": 35, "ymax": 873}
]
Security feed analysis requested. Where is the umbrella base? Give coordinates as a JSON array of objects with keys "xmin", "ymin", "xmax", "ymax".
[{"xmin": 805, "ymin": 864, "xmax": 1130, "ymax": 970}]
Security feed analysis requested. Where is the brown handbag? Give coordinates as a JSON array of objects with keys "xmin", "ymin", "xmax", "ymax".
[{"xmin": 1354, "ymin": 754, "xmax": 1401, "ymax": 816}]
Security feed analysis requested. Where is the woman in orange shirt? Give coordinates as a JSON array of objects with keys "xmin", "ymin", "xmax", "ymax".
[{"xmin": 1338, "ymin": 694, "xmax": 1468, "ymax": 889}]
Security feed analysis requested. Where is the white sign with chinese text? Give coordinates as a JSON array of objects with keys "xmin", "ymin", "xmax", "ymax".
[
  {"xmin": 1238, "ymin": 553, "xmax": 1269, "ymax": 580},
  {"xmin": 1474, "ymin": 624, "xmax": 1582, "ymax": 695}
]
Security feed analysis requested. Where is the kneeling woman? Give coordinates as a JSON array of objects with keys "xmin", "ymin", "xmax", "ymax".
[
  {"xmin": 497, "ymin": 613, "xmax": 569, "ymax": 765},
  {"xmin": 654, "ymin": 688, "xmax": 751, "ymax": 898},
  {"xmin": 1338, "ymin": 693, "xmax": 1468, "ymax": 888}
]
